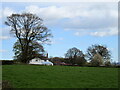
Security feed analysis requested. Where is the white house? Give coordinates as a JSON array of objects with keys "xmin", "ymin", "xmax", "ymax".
[{"xmin": 29, "ymin": 58, "xmax": 53, "ymax": 66}]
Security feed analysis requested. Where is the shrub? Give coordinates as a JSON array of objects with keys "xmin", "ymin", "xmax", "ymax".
[
  {"xmin": 2, "ymin": 60, "xmax": 14, "ymax": 65},
  {"xmin": 105, "ymin": 60, "xmax": 111, "ymax": 67}
]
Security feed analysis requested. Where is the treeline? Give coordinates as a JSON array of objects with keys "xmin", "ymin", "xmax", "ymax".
[
  {"xmin": 5, "ymin": 13, "xmax": 118, "ymax": 67},
  {"xmin": 49, "ymin": 44, "xmax": 118, "ymax": 67},
  {"xmin": 1, "ymin": 60, "xmax": 14, "ymax": 65}
]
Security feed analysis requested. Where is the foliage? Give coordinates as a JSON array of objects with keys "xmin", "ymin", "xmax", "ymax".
[
  {"xmin": 5, "ymin": 13, "xmax": 52, "ymax": 63},
  {"xmin": 86, "ymin": 44, "xmax": 111, "ymax": 65},
  {"xmin": 75, "ymin": 57, "xmax": 86, "ymax": 66},
  {"xmin": 13, "ymin": 39, "xmax": 45, "ymax": 62},
  {"xmin": 90, "ymin": 53, "xmax": 103, "ymax": 66},
  {"xmin": 105, "ymin": 60, "xmax": 111, "ymax": 67},
  {"xmin": 65, "ymin": 47, "xmax": 86, "ymax": 65},
  {"xmin": 3, "ymin": 65, "xmax": 118, "ymax": 88}
]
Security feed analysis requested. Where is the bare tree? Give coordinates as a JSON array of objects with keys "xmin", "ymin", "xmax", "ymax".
[
  {"xmin": 5, "ymin": 13, "xmax": 52, "ymax": 63},
  {"xmin": 86, "ymin": 44, "xmax": 111, "ymax": 64},
  {"xmin": 65, "ymin": 47, "xmax": 86, "ymax": 65}
]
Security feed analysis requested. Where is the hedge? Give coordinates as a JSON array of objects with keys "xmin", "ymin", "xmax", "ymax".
[{"xmin": 1, "ymin": 60, "xmax": 14, "ymax": 65}]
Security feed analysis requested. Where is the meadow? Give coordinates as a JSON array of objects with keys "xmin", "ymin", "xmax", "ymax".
[{"xmin": 2, "ymin": 65, "xmax": 119, "ymax": 88}]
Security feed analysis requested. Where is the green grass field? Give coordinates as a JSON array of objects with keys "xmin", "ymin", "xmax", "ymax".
[{"xmin": 2, "ymin": 65, "xmax": 119, "ymax": 88}]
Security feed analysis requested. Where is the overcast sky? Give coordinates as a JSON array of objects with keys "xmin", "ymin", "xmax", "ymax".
[{"xmin": 0, "ymin": 2, "xmax": 118, "ymax": 62}]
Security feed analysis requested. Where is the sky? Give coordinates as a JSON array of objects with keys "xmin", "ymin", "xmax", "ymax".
[{"xmin": 0, "ymin": 2, "xmax": 118, "ymax": 62}]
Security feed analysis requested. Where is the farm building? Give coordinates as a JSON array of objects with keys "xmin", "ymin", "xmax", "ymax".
[{"xmin": 29, "ymin": 58, "xmax": 53, "ymax": 66}]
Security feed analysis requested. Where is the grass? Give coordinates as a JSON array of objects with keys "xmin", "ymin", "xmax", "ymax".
[{"xmin": 2, "ymin": 65, "xmax": 119, "ymax": 88}]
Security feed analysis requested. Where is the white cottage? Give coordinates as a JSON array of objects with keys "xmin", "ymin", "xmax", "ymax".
[{"xmin": 29, "ymin": 58, "xmax": 53, "ymax": 66}]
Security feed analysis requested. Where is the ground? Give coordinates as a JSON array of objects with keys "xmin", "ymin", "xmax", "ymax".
[{"xmin": 2, "ymin": 65, "xmax": 119, "ymax": 88}]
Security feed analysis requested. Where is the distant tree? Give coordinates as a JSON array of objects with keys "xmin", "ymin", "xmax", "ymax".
[
  {"xmin": 86, "ymin": 44, "xmax": 111, "ymax": 65},
  {"xmin": 5, "ymin": 13, "xmax": 52, "ymax": 63},
  {"xmin": 13, "ymin": 39, "xmax": 45, "ymax": 62},
  {"xmin": 65, "ymin": 47, "xmax": 86, "ymax": 65}
]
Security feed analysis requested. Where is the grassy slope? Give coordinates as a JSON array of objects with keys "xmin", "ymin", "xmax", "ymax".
[{"xmin": 2, "ymin": 65, "xmax": 119, "ymax": 88}]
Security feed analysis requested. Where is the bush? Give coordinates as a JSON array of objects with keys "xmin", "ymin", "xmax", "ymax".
[
  {"xmin": 105, "ymin": 61, "xmax": 111, "ymax": 67},
  {"xmin": 2, "ymin": 60, "xmax": 14, "ymax": 65},
  {"xmin": 84, "ymin": 62, "xmax": 91, "ymax": 67},
  {"xmin": 75, "ymin": 57, "xmax": 87, "ymax": 66}
]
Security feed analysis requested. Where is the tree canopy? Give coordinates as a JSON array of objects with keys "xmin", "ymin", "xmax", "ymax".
[
  {"xmin": 5, "ymin": 13, "xmax": 52, "ymax": 63},
  {"xmin": 65, "ymin": 47, "xmax": 86, "ymax": 65},
  {"xmin": 86, "ymin": 44, "xmax": 111, "ymax": 65},
  {"xmin": 13, "ymin": 39, "xmax": 45, "ymax": 62}
]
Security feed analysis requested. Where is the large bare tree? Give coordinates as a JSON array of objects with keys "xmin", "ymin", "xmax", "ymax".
[{"xmin": 5, "ymin": 13, "xmax": 52, "ymax": 63}]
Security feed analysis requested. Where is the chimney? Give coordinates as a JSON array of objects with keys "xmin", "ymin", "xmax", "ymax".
[{"xmin": 46, "ymin": 53, "xmax": 48, "ymax": 58}]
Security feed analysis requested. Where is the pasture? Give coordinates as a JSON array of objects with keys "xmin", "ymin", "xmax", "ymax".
[{"xmin": 2, "ymin": 65, "xmax": 119, "ymax": 88}]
